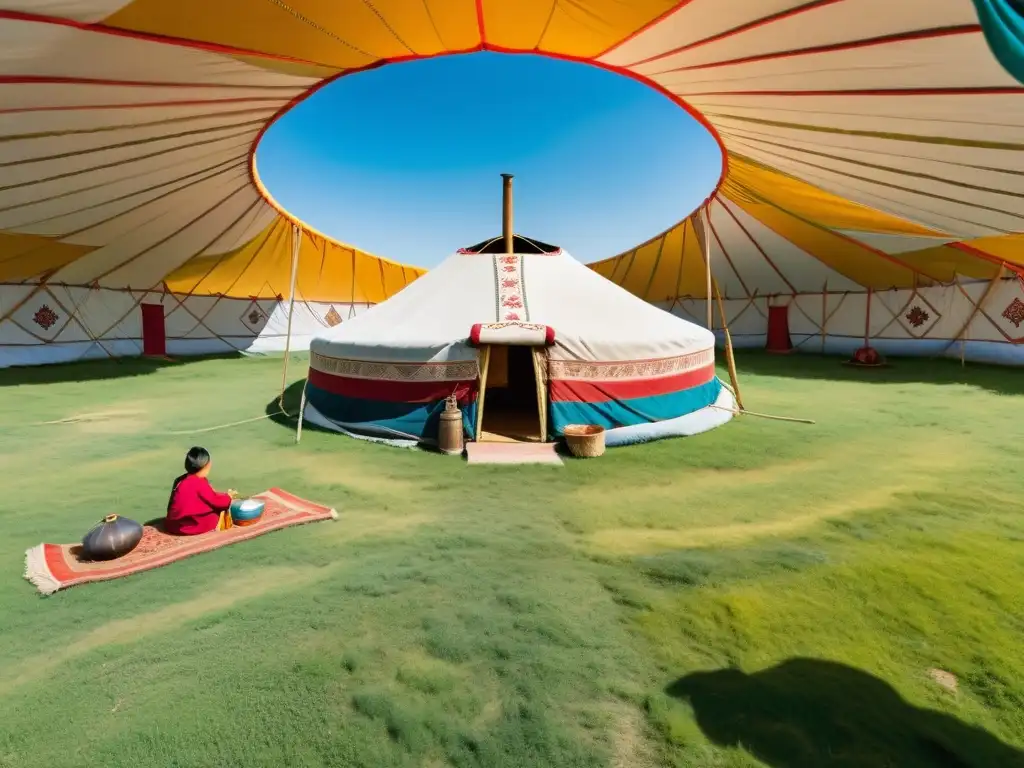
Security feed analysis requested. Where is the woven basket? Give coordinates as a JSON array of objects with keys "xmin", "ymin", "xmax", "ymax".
[{"xmin": 563, "ymin": 424, "xmax": 606, "ymax": 458}]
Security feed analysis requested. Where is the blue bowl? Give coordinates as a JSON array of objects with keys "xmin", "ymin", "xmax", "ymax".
[{"xmin": 230, "ymin": 498, "xmax": 265, "ymax": 525}]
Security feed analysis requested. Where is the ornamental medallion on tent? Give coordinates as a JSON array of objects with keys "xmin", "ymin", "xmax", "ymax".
[
  {"xmin": 895, "ymin": 293, "xmax": 940, "ymax": 337},
  {"xmin": 324, "ymin": 306, "xmax": 343, "ymax": 327},
  {"xmin": 1003, "ymin": 298, "xmax": 1024, "ymax": 329},
  {"xmin": 239, "ymin": 300, "xmax": 269, "ymax": 332},
  {"xmin": 905, "ymin": 305, "xmax": 929, "ymax": 328},
  {"xmin": 32, "ymin": 304, "xmax": 58, "ymax": 330}
]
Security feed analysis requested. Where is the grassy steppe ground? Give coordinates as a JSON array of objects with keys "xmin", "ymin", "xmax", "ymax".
[{"xmin": 1, "ymin": 352, "xmax": 1022, "ymax": 767}]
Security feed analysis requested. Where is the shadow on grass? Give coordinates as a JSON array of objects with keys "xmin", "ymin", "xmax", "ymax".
[
  {"xmin": 0, "ymin": 352, "xmax": 245, "ymax": 387},
  {"xmin": 668, "ymin": 658, "xmax": 1024, "ymax": 768},
  {"xmin": 264, "ymin": 379, "xmax": 337, "ymax": 438},
  {"xmin": 731, "ymin": 350, "xmax": 1024, "ymax": 397}
]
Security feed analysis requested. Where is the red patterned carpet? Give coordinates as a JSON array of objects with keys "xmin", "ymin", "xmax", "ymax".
[{"xmin": 24, "ymin": 488, "xmax": 337, "ymax": 596}]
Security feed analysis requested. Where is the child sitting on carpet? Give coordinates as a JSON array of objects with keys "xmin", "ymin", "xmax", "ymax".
[{"xmin": 166, "ymin": 446, "xmax": 238, "ymax": 535}]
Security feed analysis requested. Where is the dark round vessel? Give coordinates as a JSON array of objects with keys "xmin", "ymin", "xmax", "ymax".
[{"xmin": 81, "ymin": 514, "xmax": 144, "ymax": 561}]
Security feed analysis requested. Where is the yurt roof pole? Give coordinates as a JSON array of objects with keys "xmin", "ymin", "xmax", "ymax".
[
  {"xmin": 278, "ymin": 222, "xmax": 301, "ymax": 416},
  {"xmin": 501, "ymin": 174, "xmax": 514, "ymax": 255}
]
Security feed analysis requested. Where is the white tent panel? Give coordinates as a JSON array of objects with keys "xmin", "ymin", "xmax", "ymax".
[
  {"xmin": 657, "ymin": 36, "xmax": 1007, "ymax": 94},
  {"xmin": 98, "ymin": 186, "xmax": 264, "ymax": 289},
  {"xmin": 601, "ymin": 0, "xmax": 816, "ymax": 67},
  {"xmin": 1, "ymin": 125, "xmax": 257, "ymax": 194},
  {"xmin": 633, "ymin": 0, "xmax": 975, "ymax": 74},
  {"xmin": 708, "ymin": 200, "xmax": 793, "ymax": 296},
  {"xmin": 0, "ymin": 109, "xmax": 277, "ymax": 166},
  {"xmin": 694, "ymin": 95, "xmax": 1024, "ymax": 144},
  {"xmin": 50, "ymin": 170, "xmax": 252, "ymax": 284},
  {"xmin": 0, "ymin": 100, "xmax": 285, "ymax": 136},
  {"xmin": 0, "ymin": 316, "xmax": 46, "ymax": 346},
  {"xmin": 0, "ymin": 2, "xmax": 134, "ymax": 23},
  {"xmin": 716, "ymin": 199, "xmax": 861, "ymax": 292},
  {"xmin": 202, "ymin": 204, "xmax": 277, "ymax": 256},
  {"xmin": 0, "ymin": 135, "xmax": 253, "ymax": 213},
  {"xmin": 0, "ymin": 160, "xmax": 250, "ymax": 234},
  {"xmin": 0, "ymin": 17, "xmax": 315, "ymax": 88}
]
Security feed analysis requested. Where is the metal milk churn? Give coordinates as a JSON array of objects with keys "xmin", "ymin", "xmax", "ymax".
[{"xmin": 438, "ymin": 392, "xmax": 464, "ymax": 456}]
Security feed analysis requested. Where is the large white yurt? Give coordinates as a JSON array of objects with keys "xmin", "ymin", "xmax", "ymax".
[{"xmin": 304, "ymin": 226, "xmax": 735, "ymax": 447}]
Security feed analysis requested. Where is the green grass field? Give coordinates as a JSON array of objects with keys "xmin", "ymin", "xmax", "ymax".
[{"xmin": 2, "ymin": 351, "xmax": 1023, "ymax": 767}]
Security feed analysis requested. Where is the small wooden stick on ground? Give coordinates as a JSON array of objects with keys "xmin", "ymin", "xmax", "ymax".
[{"xmin": 710, "ymin": 404, "xmax": 815, "ymax": 424}]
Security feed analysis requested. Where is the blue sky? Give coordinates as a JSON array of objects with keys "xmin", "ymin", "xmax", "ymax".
[{"xmin": 255, "ymin": 52, "xmax": 722, "ymax": 268}]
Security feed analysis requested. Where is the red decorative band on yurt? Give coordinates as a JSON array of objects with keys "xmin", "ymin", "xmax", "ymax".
[
  {"xmin": 305, "ymin": 351, "xmax": 481, "ymax": 441},
  {"xmin": 469, "ymin": 322, "xmax": 555, "ymax": 347},
  {"xmin": 548, "ymin": 364, "xmax": 716, "ymax": 403},
  {"xmin": 545, "ymin": 347, "xmax": 721, "ymax": 433},
  {"xmin": 546, "ymin": 348, "xmax": 715, "ymax": 381}
]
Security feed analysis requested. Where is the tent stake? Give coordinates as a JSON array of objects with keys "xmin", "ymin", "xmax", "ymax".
[{"xmin": 711, "ymin": 405, "xmax": 814, "ymax": 424}]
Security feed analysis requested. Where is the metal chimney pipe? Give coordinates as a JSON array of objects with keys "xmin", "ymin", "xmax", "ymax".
[{"xmin": 501, "ymin": 173, "xmax": 514, "ymax": 255}]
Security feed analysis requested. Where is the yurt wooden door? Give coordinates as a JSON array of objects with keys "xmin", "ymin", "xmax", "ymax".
[{"xmin": 475, "ymin": 344, "xmax": 548, "ymax": 443}]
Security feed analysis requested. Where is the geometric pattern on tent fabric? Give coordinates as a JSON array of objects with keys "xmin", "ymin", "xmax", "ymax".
[
  {"xmin": 719, "ymin": 295, "xmax": 770, "ymax": 339},
  {"xmin": 1, "ymin": 0, "xmax": 1024, "ymax": 318},
  {"xmin": 323, "ymin": 305, "xmax": 343, "ymax": 327},
  {"xmin": 239, "ymin": 297, "xmax": 270, "ymax": 334},
  {"xmin": 716, "ymin": 293, "xmax": 767, "ymax": 332},
  {"xmin": 8, "ymin": 287, "xmax": 90, "ymax": 344},
  {"xmin": 785, "ymin": 291, "xmax": 848, "ymax": 351},
  {"xmin": 310, "ymin": 352, "xmax": 480, "ymax": 383},
  {"xmin": 874, "ymin": 289, "xmax": 944, "ymax": 340},
  {"xmin": 161, "ymin": 291, "xmax": 239, "ymax": 346},
  {"xmin": 294, "ymin": 299, "xmax": 346, "ymax": 330},
  {"xmin": 967, "ymin": 277, "xmax": 1024, "ymax": 342}
]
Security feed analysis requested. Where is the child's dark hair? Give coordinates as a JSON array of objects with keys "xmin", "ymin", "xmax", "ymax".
[{"xmin": 184, "ymin": 446, "xmax": 211, "ymax": 474}]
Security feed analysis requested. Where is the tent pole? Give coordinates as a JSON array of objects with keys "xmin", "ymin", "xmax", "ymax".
[
  {"xmin": 821, "ymin": 281, "xmax": 828, "ymax": 354},
  {"xmin": 295, "ymin": 379, "xmax": 308, "ymax": 443},
  {"xmin": 501, "ymin": 174, "xmax": 514, "ymax": 254},
  {"xmin": 532, "ymin": 347, "xmax": 547, "ymax": 442},
  {"xmin": 279, "ymin": 223, "xmax": 301, "ymax": 415},
  {"xmin": 946, "ymin": 265, "xmax": 1004, "ymax": 360},
  {"xmin": 702, "ymin": 206, "xmax": 713, "ymax": 330},
  {"xmin": 713, "ymin": 278, "xmax": 744, "ymax": 412},
  {"xmin": 864, "ymin": 287, "xmax": 872, "ymax": 348},
  {"xmin": 475, "ymin": 346, "xmax": 491, "ymax": 441}
]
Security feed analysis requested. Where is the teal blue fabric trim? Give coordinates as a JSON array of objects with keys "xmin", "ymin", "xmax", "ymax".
[
  {"xmin": 549, "ymin": 377, "xmax": 722, "ymax": 435},
  {"xmin": 306, "ymin": 384, "xmax": 477, "ymax": 441},
  {"xmin": 973, "ymin": 0, "xmax": 1024, "ymax": 84}
]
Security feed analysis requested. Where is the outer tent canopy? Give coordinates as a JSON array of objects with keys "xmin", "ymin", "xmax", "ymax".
[
  {"xmin": 304, "ymin": 235, "xmax": 733, "ymax": 446},
  {"xmin": 1, "ymin": 1, "xmax": 1024, "ymax": 369}
]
